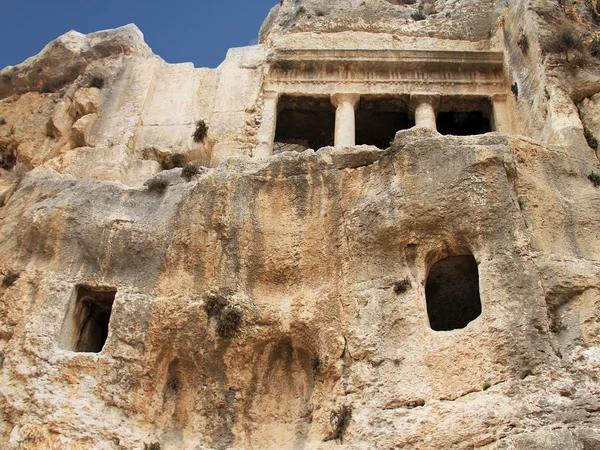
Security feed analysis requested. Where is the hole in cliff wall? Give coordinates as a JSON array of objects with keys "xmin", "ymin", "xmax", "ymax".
[
  {"xmin": 436, "ymin": 98, "xmax": 494, "ymax": 136},
  {"xmin": 274, "ymin": 95, "xmax": 335, "ymax": 152},
  {"xmin": 426, "ymin": 255, "xmax": 482, "ymax": 331},
  {"xmin": 356, "ymin": 96, "xmax": 414, "ymax": 148},
  {"xmin": 61, "ymin": 286, "xmax": 116, "ymax": 353}
]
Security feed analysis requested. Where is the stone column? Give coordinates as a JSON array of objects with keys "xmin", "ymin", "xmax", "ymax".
[
  {"xmin": 331, "ymin": 93, "xmax": 360, "ymax": 147},
  {"xmin": 410, "ymin": 94, "xmax": 440, "ymax": 131},
  {"xmin": 254, "ymin": 90, "xmax": 279, "ymax": 158}
]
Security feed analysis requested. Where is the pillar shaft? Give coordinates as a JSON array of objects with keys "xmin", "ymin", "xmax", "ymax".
[
  {"xmin": 332, "ymin": 94, "xmax": 360, "ymax": 147},
  {"xmin": 255, "ymin": 91, "xmax": 279, "ymax": 158},
  {"xmin": 410, "ymin": 94, "xmax": 440, "ymax": 131}
]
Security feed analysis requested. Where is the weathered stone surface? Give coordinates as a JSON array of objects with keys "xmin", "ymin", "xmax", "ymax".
[
  {"xmin": 259, "ymin": 0, "xmax": 507, "ymax": 43},
  {"xmin": 0, "ymin": 24, "xmax": 151, "ymax": 99},
  {"xmin": 0, "ymin": 0, "xmax": 599, "ymax": 449}
]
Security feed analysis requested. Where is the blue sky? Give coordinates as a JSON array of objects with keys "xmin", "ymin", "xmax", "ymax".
[{"xmin": 0, "ymin": 0, "xmax": 278, "ymax": 70}]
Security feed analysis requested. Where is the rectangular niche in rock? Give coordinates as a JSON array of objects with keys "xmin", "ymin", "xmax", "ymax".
[
  {"xmin": 436, "ymin": 97, "xmax": 494, "ymax": 136},
  {"xmin": 273, "ymin": 95, "xmax": 335, "ymax": 153},
  {"xmin": 60, "ymin": 285, "xmax": 116, "ymax": 353},
  {"xmin": 425, "ymin": 255, "xmax": 482, "ymax": 331}
]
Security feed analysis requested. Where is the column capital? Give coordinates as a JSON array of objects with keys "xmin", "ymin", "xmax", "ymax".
[
  {"xmin": 409, "ymin": 93, "xmax": 440, "ymax": 111},
  {"xmin": 331, "ymin": 93, "xmax": 360, "ymax": 109},
  {"xmin": 263, "ymin": 89, "xmax": 280, "ymax": 101}
]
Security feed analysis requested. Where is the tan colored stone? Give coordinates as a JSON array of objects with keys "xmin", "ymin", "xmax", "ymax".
[{"xmin": 0, "ymin": 2, "xmax": 599, "ymax": 449}]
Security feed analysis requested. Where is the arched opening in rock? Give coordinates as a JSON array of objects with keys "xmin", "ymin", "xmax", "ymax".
[
  {"xmin": 356, "ymin": 96, "xmax": 414, "ymax": 148},
  {"xmin": 436, "ymin": 98, "xmax": 494, "ymax": 136},
  {"xmin": 274, "ymin": 95, "xmax": 335, "ymax": 153},
  {"xmin": 425, "ymin": 255, "xmax": 482, "ymax": 331},
  {"xmin": 61, "ymin": 286, "xmax": 116, "ymax": 353},
  {"xmin": 248, "ymin": 336, "xmax": 314, "ymax": 448}
]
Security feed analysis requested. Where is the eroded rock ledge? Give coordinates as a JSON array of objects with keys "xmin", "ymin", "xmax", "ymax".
[{"xmin": 0, "ymin": 0, "xmax": 599, "ymax": 448}]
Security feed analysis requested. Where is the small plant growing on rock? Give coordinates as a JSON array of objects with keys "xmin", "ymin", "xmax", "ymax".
[
  {"xmin": 145, "ymin": 177, "xmax": 169, "ymax": 193},
  {"xmin": 144, "ymin": 443, "xmax": 161, "ymax": 450},
  {"xmin": 192, "ymin": 120, "xmax": 208, "ymax": 142},
  {"xmin": 1, "ymin": 271, "xmax": 19, "ymax": 288},
  {"xmin": 393, "ymin": 278, "xmax": 411, "ymax": 294},
  {"xmin": 589, "ymin": 171, "xmax": 600, "ymax": 187},
  {"xmin": 543, "ymin": 27, "xmax": 584, "ymax": 62},
  {"xmin": 204, "ymin": 291, "xmax": 228, "ymax": 317},
  {"xmin": 204, "ymin": 291, "xmax": 243, "ymax": 338},
  {"xmin": 590, "ymin": 33, "xmax": 600, "ymax": 57},
  {"xmin": 511, "ymin": 82, "xmax": 519, "ymax": 99},
  {"xmin": 181, "ymin": 163, "xmax": 201, "ymax": 181},
  {"xmin": 312, "ymin": 353, "xmax": 321, "ymax": 374},
  {"xmin": 0, "ymin": 144, "xmax": 16, "ymax": 171},
  {"xmin": 411, "ymin": 10, "xmax": 426, "ymax": 21},
  {"xmin": 217, "ymin": 305, "xmax": 242, "ymax": 338},
  {"xmin": 585, "ymin": 128, "xmax": 598, "ymax": 150},
  {"xmin": 518, "ymin": 33, "xmax": 529, "ymax": 54},
  {"xmin": 88, "ymin": 76, "xmax": 105, "ymax": 89},
  {"xmin": 0, "ymin": 118, "xmax": 5, "ymax": 126},
  {"xmin": 329, "ymin": 405, "xmax": 352, "ymax": 441},
  {"xmin": 171, "ymin": 154, "xmax": 186, "ymax": 168},
  {"xmin": 483, "ymin": 382, "xmax": 492, "ymax": 391}
]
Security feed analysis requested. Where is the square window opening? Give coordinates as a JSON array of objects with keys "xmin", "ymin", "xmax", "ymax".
[{"xmin": 60, "ymin": 286, "xmax": 116, "ymax": 353}]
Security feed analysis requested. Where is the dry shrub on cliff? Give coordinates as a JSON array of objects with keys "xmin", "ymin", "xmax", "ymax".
[
  {"xmin": 217, "ymin": 306, "xmax": 242, "ymax": 338},
  {"xmin": 518, "ymin": 33, "xmax": 530, "ymax": 54},
  {"xmin": 144, "ymin": 443, "xmax": 161, "ymax": 450},
  {"xmin": 411, "ymin": 10, "xmax": 426, "ymax": 20},
  {"xmin": 145, "ymin": 177, "xmax": 169, "ymax": 193},
  {"xmin": 393, "ymin": 278, "xmax": 411, "ymax": 294},
  {"xmin": 543, "ymin": 27, "xmax": 584, "ymax": 60},
  {"xmin": 204, "ymin": 292, "xmax": 228, "ymax": 317},
  {"xmin": 0, "ymin": 143, "xmax": 16, "ymax": 171},
  {"xmin": 181, "ymin": 162, "xmax": 200, "ymax": 181},
  {"xmin": 0, "ymin": 118, "xmax": 5, "ymax": 126},
  {"xmin": 88, "ymin": 76, "xmax": 105, "ymax": 89},
  {"xmin": 171, "ymin": 153, "xmax": 186, "ymax": 168},
  {"xmin": 1, "ymin": 271, "xmax": 19, "ymax": 288},
  {"xmin": 590, "ymin": 33, "xmax": 600, "ymax": 57},
  {"xmin": 311, "ymin": 353, "xmax": 321, "ymax": 374},
  {"xmin": 330, "ymin": 405, "xmax": 352, "ymax": 441},
  {"xmin": 204, "ymin": 291, "xmax": 243, "ymax": 338},
  {"xmin": 584, "ymin": 128, "xmax": 598, "ymax": 150},
  {"xmin": 589, "ymin": 171, "xmax": 600, "ymax": 186},
  {"xmin": 192, "ymin": 120, "xmax": 208, "ymax": 142}
]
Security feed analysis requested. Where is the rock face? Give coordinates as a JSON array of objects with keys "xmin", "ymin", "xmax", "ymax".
[{"xmin": 0, "ymin": 1, "xmax": 599, "ymax": 449}]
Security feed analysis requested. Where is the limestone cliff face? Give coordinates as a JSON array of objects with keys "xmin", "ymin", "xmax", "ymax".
[
  {"xmin": 259, "ymin": 0, "xmax": 506, "ymax": 42},
  {"xmin": 0, "ymin": 1, "xmax": 599, "ymax": 449}
]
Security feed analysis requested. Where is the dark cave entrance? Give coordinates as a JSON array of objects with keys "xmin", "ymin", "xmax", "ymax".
[
  {"xmin": 274, "ymin": 95, "xmax": 335, "ymax": 152},
  {"xmin": 355, "ymin": 96, "xmax": 414, "ymax": 148},
  {"xmin": 425, "ymin": 255, "xmax": 482, "ymax": 331},
  {"xmin": 436, "ymin": 98, "xmax": 495, "ymax": 136},
  {"xmin": 71, "ymin": 286, "xmax": 116, "ymax": 353}
]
